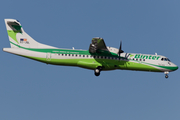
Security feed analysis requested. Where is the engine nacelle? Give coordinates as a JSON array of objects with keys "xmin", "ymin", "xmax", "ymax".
[{"xmin": 107, "ymin": 46, "xmax": 119, "ymax": 54}]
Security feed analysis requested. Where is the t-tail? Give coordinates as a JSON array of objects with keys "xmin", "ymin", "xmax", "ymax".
[{"xmin": 4, "ymin": 19, "xmax": 56, "ymax": 49}]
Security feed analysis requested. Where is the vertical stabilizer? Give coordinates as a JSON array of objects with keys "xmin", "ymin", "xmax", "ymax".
[{"xmin": 4, "ymin": 19, "xmax": 56, "ymax": 48}]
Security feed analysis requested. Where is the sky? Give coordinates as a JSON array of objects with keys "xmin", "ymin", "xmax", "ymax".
[{"xmin": 0, "ymin": 0, "xmax": 180, "ymax": 120}]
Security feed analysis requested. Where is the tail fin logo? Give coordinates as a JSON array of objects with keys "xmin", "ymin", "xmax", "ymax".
[{"xmin": 20, "ymin": 38, "xmax": 29, "ymax": 44}]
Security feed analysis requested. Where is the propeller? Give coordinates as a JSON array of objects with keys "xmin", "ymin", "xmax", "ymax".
[{"xmin": 118, "ymin": 41, "xmax": 124, "ymax": 60}]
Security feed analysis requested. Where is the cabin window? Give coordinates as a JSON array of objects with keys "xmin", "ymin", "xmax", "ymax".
[
  {"xmin": 72, "ymin": 54, "xmax": 74, "ymax": 56},
  {"xmin": 143, "ymin": 59, "xmax": 145, "ymax": 61},
  {"xmin": 133, "ymin": 58, "xmax": 134, "ymax": 61},
  {"xmin": 86, "ymin": 55, "xmax": 88, "ymax": 57},
  {"xmin": 69, "ymin": 54, "xmax": 71, "ymax": 56},
  {"xmin": 139, "ymin": 59, "xmax": 142, "ymax": 61},
  {"xmin": 83, "ymin": 55, "xmax": 85, "ymax": 57},
  {"xmin": 79, "ymin": 55, "xmax": 81, "ymax": 57},
  {"xmin": 136, "ymin": 59, "xmax": 138, "ymax": 61},
  {"xmin": 65, "ymin": 54, "xmax": 67, "ymax": 56}
]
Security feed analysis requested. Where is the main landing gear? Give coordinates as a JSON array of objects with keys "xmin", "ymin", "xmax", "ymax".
[
  {"xmin": 164, "ymin": 71, "xmax": 169, "ymax": 79},
  {"xmin": 94, "ymin": 66, "xmax": 102, "ymax": 76}
]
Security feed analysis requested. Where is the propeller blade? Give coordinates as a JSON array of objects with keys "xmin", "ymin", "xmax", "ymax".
[
  {"xmin": 118, "ymin": 41, "xmax": 124, "ymax": 60},
  {"xmin": 120, "ymin": 41, "xmax": 122, "ymax": 51}
]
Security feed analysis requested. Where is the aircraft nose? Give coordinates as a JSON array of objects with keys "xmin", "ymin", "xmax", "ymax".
[
  {"xmin": 174, "ymin": 65, "xmax": 178, "ymax": 71},
  {"xmin": 172, "ymin": 64, "xmax": 178, "ymax": 71}
]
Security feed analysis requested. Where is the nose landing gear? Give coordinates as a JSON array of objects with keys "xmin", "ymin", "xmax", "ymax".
[
  {"xmin": 164, "ymin": 71, "xmax": 169, "ymax": 79},
  {"xmin": 165, "ymin": 74, "xmax": 168, "ymax": 78}
]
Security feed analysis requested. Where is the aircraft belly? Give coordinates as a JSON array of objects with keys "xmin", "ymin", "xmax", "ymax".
[
  {"xmin": 77, "ymin": 60, "xmax": 101, "ymax": 70},
  {"xmin": 77, "ymin": 59, "xmax": 121, "ymax": 70}
]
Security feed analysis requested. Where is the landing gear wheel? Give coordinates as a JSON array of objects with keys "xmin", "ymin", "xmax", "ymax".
[
  {"xmin": 164, "ymin": 71, "xmax": 169, "ymax": 79},
  {"xmin": 165, "ymin": 74, "xmax": 168, "ymax": 78},
  {"xmin": 94, "ymin": 66, "xmax": 102, "ymax": 76},
  {"xmin": 94, "ymin": 68, "xmax": 100, "ymax": 76}
]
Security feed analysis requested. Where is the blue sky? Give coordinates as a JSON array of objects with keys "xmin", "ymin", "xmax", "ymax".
[{"xmin": 0, "ymin": 0, "xmax": 180, "ymax": 120}]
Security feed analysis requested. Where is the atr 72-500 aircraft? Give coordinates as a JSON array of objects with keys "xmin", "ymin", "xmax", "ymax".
[{"xmin": 3, "ymin": 19, "xmax": 178, "ymax": 78}]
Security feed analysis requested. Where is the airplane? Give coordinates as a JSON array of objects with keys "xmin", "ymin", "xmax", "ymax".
[{"xmin": 3, "ymin": 19, "xmax": 178, "ymax": 78}]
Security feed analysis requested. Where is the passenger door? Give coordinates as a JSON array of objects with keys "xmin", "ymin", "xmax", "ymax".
[{"xmin": 46, "ymin": 52, "xmax": 51, "ymax": 61}]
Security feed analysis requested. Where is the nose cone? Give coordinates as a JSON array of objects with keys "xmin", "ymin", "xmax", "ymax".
[
  {"xmin": 171, "ymin": 63, "xmax": 178, "ymax": 71},
  {"xmin": 174, "ymin": 65, "xmax": 178, "ymax": 71}
]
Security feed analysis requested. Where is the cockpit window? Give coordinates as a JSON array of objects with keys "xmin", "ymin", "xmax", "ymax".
[{"xmin": 161, "ymin": 58, "xmax": 170, "ymax": 61}]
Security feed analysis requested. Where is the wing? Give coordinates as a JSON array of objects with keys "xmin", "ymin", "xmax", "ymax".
[{"xmin": 89, "ymin": 37, "xmax": 109, "ymax": 53}]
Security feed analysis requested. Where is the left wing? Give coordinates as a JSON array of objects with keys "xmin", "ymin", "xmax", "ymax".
[{"xmin": 89, "ymin": 37, "xmax": 109, "ymax": 53}]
